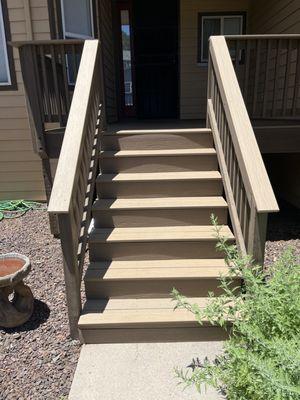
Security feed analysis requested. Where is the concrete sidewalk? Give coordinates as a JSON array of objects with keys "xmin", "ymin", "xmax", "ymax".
[{"xmin": 69, "ymin": 341, "xmax": 224, "ymax": 400}]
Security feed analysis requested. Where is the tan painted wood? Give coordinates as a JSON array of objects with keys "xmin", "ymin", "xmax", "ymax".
[
  {"xmin": 79, "ymin": 297, "xmax": 219, "ymax": 328},
  {"xmin": 104, "ymin": 128, "xmax": 212, "ymax": 135},
  {"xmin": 100, "ymin": 148, "xmax": 216, "ymax": 157},
  {"xmin": 89, "ymin": 225, "xmax": 234, "ymax": 243},
  {"xmin": 93, "ymin": 196, "xmax": 227, "ymax": 210},
  {"xmin": 85, "ymin": 259, "xmax": 231, "ymax": 280},
  {"xmin": 97, "ymin": 171, "xmax": 221, "ymax": 182},
  {"xmin": 48, "ymin": 41, "xmax": 99, "ymax": 214},
  {"xmin": 79, "ymin": 326, "xmax": 228, "ymax": 344},
  {"xmin": 209, "ymin": 36, "xmax": 279, "ymax": 213},
  {"xmin": 207, "ymin": 100, "xmax": 247, "ymax": 255}
]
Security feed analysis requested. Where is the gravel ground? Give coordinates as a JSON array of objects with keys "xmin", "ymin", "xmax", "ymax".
[
  {"xmin": 0, "ymin": 208, "xmax": 81, "ymax": 400},
  {"xmin": 0, "ymin": 201, "xmax": 299, "ymax": 400}
]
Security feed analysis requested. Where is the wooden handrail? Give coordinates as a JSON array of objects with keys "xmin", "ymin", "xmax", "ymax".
[
  {"xmin": 207, "ymin": 36, "xmax": 279, "ymax": 263},
  {"xmin": 225, "ymin": 34, "xmax": 300, "ymax": 39},
  {"xmin": 10, "ymin": 39, "xmax": 84, "ymax": 47},
  {"xmin": 49, "ymin": 40, "xmax": 100, "ymax": 213},
  {"xmin": 209, "ymin": 36, "xmax": 278, "ymax": 214},
  {"xmin": 48, "ymin": 40, "xmax": 104, "ymax": 338}
]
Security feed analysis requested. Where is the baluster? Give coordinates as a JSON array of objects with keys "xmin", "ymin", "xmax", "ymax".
[
  {"xmin": 243, "ymin": 40, "xmax": 251, "ymax": 109},
  {"xmin": 292, "ymin": 40, "xmax": 300, "ymax": 116},
  {"xmin": 262, "ymin": 39, "xmax": 271, "ymax": 118},
  {"xmin": 272, "ymin": 39, "xmax": 281, "ymax": 117},
  {"xmin": 50, "ymin": 45, "xmax": 63, "ymax": 125},
  {"xmin": 282, "ymin": 39, "xmax": 293, "ymax": 116},
  {"xmin": 39, "ymin": 45, "xmax": 52, "ymax": 122},
  {"xmin": 60, "ymin": 44, "xmax": 71, "ymax": 113},
  {"xmin": 252, "ymin": 39, "xmax": 261, "ymax": 117}
]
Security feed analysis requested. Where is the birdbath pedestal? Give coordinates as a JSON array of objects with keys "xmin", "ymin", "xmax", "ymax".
[{"xmin": 0, "ymin": 253, "xmax": 34, "ymax": 328}]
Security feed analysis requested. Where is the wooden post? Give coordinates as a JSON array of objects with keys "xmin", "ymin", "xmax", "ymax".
[
  {"xmin": 57, "ymin": 214, "xmax": 82, "ymax": 339},
  {"xmin": 248, "ymin": 206, "xmax": 268, "ymax": 265}
]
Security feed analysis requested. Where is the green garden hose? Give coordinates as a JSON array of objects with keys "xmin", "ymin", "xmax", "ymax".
[{"xmin": 0, "ymin": 200, "xmax": 43, "ymax": 221}]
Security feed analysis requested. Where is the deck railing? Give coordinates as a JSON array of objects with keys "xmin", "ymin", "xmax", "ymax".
[
  {"xmin": 14, "ymin": 40, "xmax": 84, "ymax": 154},
  {"xmin": 207, "ymin": 36, "xmax": 279, "ymax": 262},
  {"xmin": 226, "ymin": 35, "xmax": 300, "ymax": 120},
  {"xmin": 48, "ymin": 40, "xmax": 104, "ymax": 338}
]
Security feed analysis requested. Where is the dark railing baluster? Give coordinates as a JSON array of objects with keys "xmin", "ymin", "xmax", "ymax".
[
  {"xmin": 252, "ymin": 39, "xmax": 261, "ymax": 117},
  {"xmin": 292, "ymin": 41, "xmax": 300, "ymax": 116},
  {"xmin": 262, "ymin": 39, "xmax": 271, "ymax": 117}
]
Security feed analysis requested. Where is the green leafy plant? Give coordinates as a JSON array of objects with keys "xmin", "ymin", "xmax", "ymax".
[{"xmin": 172, "ymin": 216, "xmax": 300, "ymax": 400}]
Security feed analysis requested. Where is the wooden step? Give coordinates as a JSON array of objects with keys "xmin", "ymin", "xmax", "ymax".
[
  {"xmin": 102, "ymin": 128, "xmax": 213, "ymax": 150},
  {"xmin": 84, "ymin": 259, "xmax": 240, "ymax": 298},
  {"xmin": 100, "ymin": 148, "xmax": 218, "ymax": 173},
  {"xmin": 92, "ymin": 196, "xmax": 228, "ymax": 227},
  {"xmin": 88, "ymin": 225, "xmax": 234, "ymax": 261},
  {"xmin": 78, "ymin": 297, "xmax": 229, "ymax": 343},
  {"xmin": 96, "ymin": 171, "xmax": 223, "ymax": 198}
]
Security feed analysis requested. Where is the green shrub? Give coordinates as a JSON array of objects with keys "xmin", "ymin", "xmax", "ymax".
[{"xmin": 172, "ymin": 217, "xmax": 300, "ymax": 400}]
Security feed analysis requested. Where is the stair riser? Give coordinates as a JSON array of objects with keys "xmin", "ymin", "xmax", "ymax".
[
  {"xmin": 102, "ymin": 132, "xmax": 213, "ymax": 151},
  {"xmin": 100, "ymin": 155, "xmax": 218, "ymax": 173},
  {"xmin": 93, "ymin": 208, "xmax": 227, "ymax": 228},
  {"xmin": 79, "ymin": 326, "xmax": 228, "ymax": 344},
  {"xmin": 89, "ymin": 241, "xmax": 226, "ymax": 261},
  {"xmin": 97, "ymin": 180, "xmax": 223, "ymax": 198},
  {"xmin": 85, "ymin": 278, "xmax": 240, "ymax": 299}
]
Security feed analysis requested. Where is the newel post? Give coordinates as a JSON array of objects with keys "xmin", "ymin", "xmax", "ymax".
[
  {"xmin": 247, "ymin": 206, "xmax": 268, "ymax": 266},
  {"xmin": 57, "ymin": 214, "xmax": 82, "ymax": 339}
]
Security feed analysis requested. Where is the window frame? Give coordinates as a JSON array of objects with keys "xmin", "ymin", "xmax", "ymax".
[
  {"xmin": 60, "ymin": 0, "xmax": 95, "ymax": 40},
  {"xmin": 198, "ymin": 11, "xmax": 246, "ymax": 64},
  {"xmin": 0, "ymin": 0, "xmax": 16, "ymax": 91}
]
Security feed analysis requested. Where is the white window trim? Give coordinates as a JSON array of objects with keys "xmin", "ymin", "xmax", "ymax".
[
  {"xmin": 60, "ymin": 0, "xmax": 94, "ymax": 40},
  {"xmin": 200, "ymin": 14, "xmax": 244, "ymax": 63},
  {"xmin": 0, "ymin": 0, "xmax": 11, "ymax": 86}
]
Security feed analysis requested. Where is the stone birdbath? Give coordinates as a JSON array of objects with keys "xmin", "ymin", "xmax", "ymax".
[{"xmin": 0, "ymin": 253, "xmax": 34, "ymax": 328}]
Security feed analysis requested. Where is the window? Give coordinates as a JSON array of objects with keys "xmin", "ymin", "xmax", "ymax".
[
  {"xmin": 60, "ymin": 0, "xmax": 94, "ymax": 39},
  {"xmin": 60, "ymin": 0, "xmax": 94, "ymax": 83},
  {"xmin": 0, "ymin": 0, "xmax": 15, "ymax": 88},
  {"xmin": 198, "ymin": 13, "xmax": 245, "ymax": 63}
]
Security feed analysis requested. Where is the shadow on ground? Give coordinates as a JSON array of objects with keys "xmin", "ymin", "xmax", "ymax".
[
  {"xmin": 1, "ymin": 299, "xmax": 50, "ymax": 334},
  {"xmin": 267, "ymin": 199, "xmax": 300, "ymax": 241}
]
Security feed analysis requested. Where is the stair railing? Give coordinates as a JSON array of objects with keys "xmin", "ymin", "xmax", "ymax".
[
  {"xmin": 207, "ymin": 36, "xmax": 279, "ymax": 263},
  {"xmin": 48, "ymin": 40, "xmax": 105, "ymax": 338},
  {"xmin": 226, "ymin": 34, "xmax": 300, "ymax": 120}
]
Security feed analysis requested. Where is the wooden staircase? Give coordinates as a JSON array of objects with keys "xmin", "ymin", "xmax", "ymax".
[{"xmin": 78, "ymin": 127, "xmax": 236, "ymax": 343}]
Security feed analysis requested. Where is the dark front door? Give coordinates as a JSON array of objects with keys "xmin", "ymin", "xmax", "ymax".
[{"xmin": 133, "ymin": 0, "xmax": 179, "ymax": 119}]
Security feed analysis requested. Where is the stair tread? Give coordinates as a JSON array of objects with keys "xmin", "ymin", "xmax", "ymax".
[
  {"xmin": 85, "ymin": 258, "xmax": 234, "ymax": 281},
  {"xmin": 79, "ymin": 297, "xmax": 215, "ymax": 328},
  {"xmin": 104, "ymin": 128, "xmax": 212, "ymax": 136},
  {"xmin": 100, "ymin": 148, "xmax": 216, "ymax": 157},
  {"xmin": 89, "ymin": 225, "xmax": 234, "ymax": 242},
  {"xmin": 97, "ymin": 171, "xmax": 221, "ymax": 182},
  {"xmin": 93, "ymin": 196, "xmax": 227, "ymax": 210}
]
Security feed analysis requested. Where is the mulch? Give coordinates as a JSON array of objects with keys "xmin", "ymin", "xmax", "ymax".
[{"xmin": 0, "ymin": 200, "xmax": 299, "ymax": 399}]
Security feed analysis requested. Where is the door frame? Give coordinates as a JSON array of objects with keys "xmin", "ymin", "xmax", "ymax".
[{"xmin": 115, "ymin": 0, "xmax": 136, "ymax": 117}]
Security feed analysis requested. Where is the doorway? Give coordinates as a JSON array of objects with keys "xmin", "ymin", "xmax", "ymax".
[{"xmin": 116, "ymin": 0, "xmax": 179, "ymax": 119}]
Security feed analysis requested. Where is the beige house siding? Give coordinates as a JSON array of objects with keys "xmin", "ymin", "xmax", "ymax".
[
  {"xmin": 0, "ymin": 0, "xmax": 50, "ymax": 201},
  {"xmin": 180, "ymin": 0, "xmax": 251, "ymax": 119},
  {"xmin": 250, "ymin": 0, "xmax": 300, "ymax": 33}
]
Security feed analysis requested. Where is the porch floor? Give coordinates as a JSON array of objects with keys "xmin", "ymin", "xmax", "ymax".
[{"xmin": 106, "ymin": 119, "xmax": 206, "ymax": 133}]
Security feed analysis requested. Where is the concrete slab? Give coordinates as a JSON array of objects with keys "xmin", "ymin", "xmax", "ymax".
[{"xmin": 69, "ymin": 342, "xmax": 224, "ymax": 400}]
